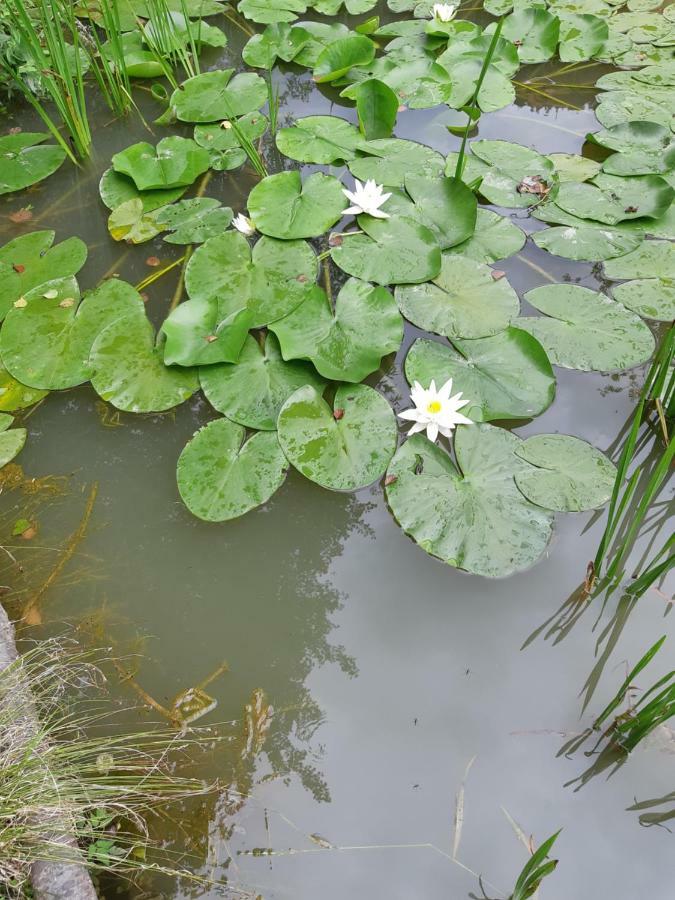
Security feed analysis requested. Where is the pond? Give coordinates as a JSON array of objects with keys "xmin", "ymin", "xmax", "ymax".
[{"xmin": 0, "ymin": 1, "xmax": 673, "ymax": 898}]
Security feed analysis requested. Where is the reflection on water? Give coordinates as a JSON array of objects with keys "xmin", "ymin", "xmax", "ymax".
[{"xmin": 1, "ymin": 2, "xmax": 674, "ymax": 898}]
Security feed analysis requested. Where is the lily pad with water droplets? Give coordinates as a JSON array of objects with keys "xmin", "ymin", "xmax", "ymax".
[
  {"xmin": 275, "ymin": 116, "xmax": 369, "ymax": 164},
  {"xmin": 107, "ymin": 199, "xmax": 164, "ymax": 244},
  {"xmin": 112, "ymin": 137, "xmax": 210, "ymax": 191},
  {"xmin": 271, "ymin": 278, "xmax": 403, "ymax": 382},
  {"xmin": 91, "ymin": 313, "xmax": 198, "ymax": 413},
  {"xmin": 0, "ymin": 362, "xmax": 48, "ymax": 412},
  {"xmin": 238, "ymin": 0, "xmax": 307, "ymax": 22},
  {"xmin": 154, "ymin": 199, "xmax": 233, "ymax": 244},
  {"xmin": 395, "ymin": 254, "xmax": 519, "ymax": 340},
  {"xmin": 177, "ymin": 417, "xmax": 288, "ymax": 521},
  {"xmin": 532, "ymin": 220, "xmax": 644, "ymax": 261},
  {"xmin": 588, "ymin": 121, "xmax": 675, "ymax": 177},
  {"xmin": 554, "ymin": 173, "xmax": 673, "ymax": 225},
  {"xmin": 0, "ymin": 277, "xmax": 145, "ymax": 391},
  {"xmin": 445, "ymin": 209, "xmax": 526, "ymax": 264},
  {"xmin": 514, "ymin": 434, "xmax": 617, "ymax": 512},
  {"xmin": 170, "ymin": 69, "xmax": 268, "ymax": 123},
  {"xmin": 99, "ymin": 168, "xmax": 186, "ymax": 212},
  {"xmin": 0, "ymin": 231, "xmax": 87, "ymax": 321},
  {"xmin": 277, "ymin": 383, "xmax": 397, "ymax": 491},
  {"xmin": 385, "ymin": 426, "xmax": 553, "ymax": 578},
  {"xmin": 331, "ymin": 214, "xmax": 441, "ymax": 286},
  {"xmin": 404, "ymin": 331, "xmax": 555, "ymax": 422},
  {"xmin": 603, "ymin": 239, "xmax": 675, "ymax": 280},
  {"xmin": 517, "ymin": 284, "xmax": 655, "ymax": 371},
  {"xmin": 348, "ymin": 138, "xmax": 445, "ymax": 187},
  {"xmin": 0, "ymin": 132, "xmax": 66, "ymax": 196},
  {"xmin": 248, "ymin": 171, "xmax": 346, "ymax": 239},
  {"xmin": 611, "ymin": 279, "xmax": 675, "ymax": 322},
  {"xmin": 469, "ymin": 140, "xmax": 558, "ymax": 208},
  {"xmin": 200, "ymin": 333, "xmax": 325, "ymax": 430},
  {"xmin": 558, "ymin": 13, "xmax": 608, "ymax": 61},
  {"xmin": 194, "ymin": 112, "xmax": 269, "ymax": 171},
  {"xmin": 547, "ymin": 153, "xmax": 602, "ymax": 183},
  {"xmin": 0, "ymin": 414, "xmax": 27, "ymax": 470},
  {"xmin": 498, "ymin": 9, "xmax": 560, "ymax": 62},
  {"xmin": 403, "ymin": 175, "xmax": 477, "ymax": 250},
  {"xmin": 313, "ymin": 34, "xmax": 376, "ymax": 83},
  {"xmin": 242, "ymin": 23, "xmax": 312, "ymax": 68}
]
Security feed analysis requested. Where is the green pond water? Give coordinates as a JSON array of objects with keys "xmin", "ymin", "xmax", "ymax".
[{"xmin": 1, "ymin": 4, "xmax": 674, "ymax": 898}]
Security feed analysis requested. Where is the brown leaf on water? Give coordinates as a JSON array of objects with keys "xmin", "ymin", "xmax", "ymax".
[
  {"xmin": 491, "ymin": 270, "xmax": 506, "ymax": 281},
  {"xmin": 8, "ymin": 127, "xmax": 22, "ymax": 135},
  {"xmin": 205, "ymin": 334, "xmax": 218, "ymax": 343},
  {"xmin": 20, "ymin": 525, "xmax": 37, "ymax": 541},
  {"xmin": 145, "ymin": 256, "xmax": 161, "ymax": 267},
  {"xmin": 59, "ymin": 298, "xmax": 75, "ymax": 308},
  {"xmin": 12, "ymin": 263, "xmax": 25, "ymax": 274},
  {"xmin": 517, "ymin": 175, "xmax": 549, "ymax": 198},
  {"xmin": 9, "ymin": 208, "xmax": 32, "ymax": 224},
  {"xmin": 333, "ymin": 408, "xmax": 344, "ymax": 420},
  {"xmin": 328, "ymin": 233, "xmax": 343, "ymax": 247},
  {"xmin": 309, "ymin": 833, "xmax": 333, "ymax": 849},
  {"xmin": 140, "ymin": 292, "xmax": 149, "ymax": 303},
  {"xmin": 384, "ymin": 474, "xmax": 397, "ymax": 486},
  {"xmin": 13, "ymin": 298, "xmax": 27, "ymax": 309}
]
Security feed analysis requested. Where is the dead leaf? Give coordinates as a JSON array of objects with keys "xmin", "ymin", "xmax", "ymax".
[
  {"xmin": 9, "ymin": 208, "xmax": 32, "ymax": 224},
  {"xmin": 59, "ymin": 298, "xmax": 75, "ymax": 308},
  {"xmin": 384, "ymin": 474, "xmax": 397, "ymax": 486},
  {"xmin": 333, "ymin": 408, "xmax": 344, "ymax": 420},
  {"xmin": 145, "ymin": 256, "xmax": 161, "ymax": 267},
  {"xmin": 12, "ymin": 263, "xmax": 25, "ymax": 274},
  {"xmin": 491, "ymin": 270, "xmax": 506, "ymax": 281},
  {"xmin": 140, "ymin": 292, "xmax": 149, "ymax": 303},
  {"xmin": 13, "ymin": 297, "xmax": 27, "ymax": 309},
  {"xmin": 205, "ymin": 334, "xmax": 218, "ymax": 343},
  {"xmin": 8, "ymin": 127, "xmax": 22, "ymax": 135},
  {"xmin": 517, "ymin": 175, "xmax": 550, "ymax": 198},
  {"xmin": 328, "ymin": 233, "xmax": 343, "ymax": 247}
]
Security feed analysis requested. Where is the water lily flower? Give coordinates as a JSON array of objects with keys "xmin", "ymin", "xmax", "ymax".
[
  {"xmin": 342, "ymin": 179, "xmax": 391, "ymax": 219},
  {"xmin": 432, "ymin": 3, "xmax": 457, "ymax": 22},
  {"xmin": 399, "ymin": 379, "xmax": 472, "ymax": 442},
  {"xmin": 232, "ymin": 213, "xmax": 255, "ymax": 236}
]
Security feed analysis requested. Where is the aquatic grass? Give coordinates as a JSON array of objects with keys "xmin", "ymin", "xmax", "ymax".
[
  {"xmin": 86, "ymin": 0, "xmax": 135, "ymax": 117},
  {"xmin": 141, "ymin": 0, "xmax": 202, "ymax": 87},
  {"xmin": 266, "ymin": 71, "xmax": 280, "ymax": 136},
  {"xmin": 510, "ymin": 830, "xmax": 560, "ymax": 900},
  {"xmin": 227, "ymin": 116, "xmax": 269, "ymax": 178}
]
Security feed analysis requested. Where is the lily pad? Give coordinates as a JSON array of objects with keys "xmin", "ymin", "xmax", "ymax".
[
  {"xmin": 532, "ymin": 222, "xmax": 644, "ymax": 261},
  {"xmin": 612, "ymin": 279, "xmax": 675, "ymax": 321},
  {"xmin": 548, "ymin": 153, "xmax": 602, "ymax": 183},
  {"xmin": 278, "ymin": 383, "xmax": 397, "ymax": 491},
  {"xmin": 313, "ymin": 35, "xmax": 376, "ymax": 83},
  {"xmin": 348, "ymin": 138, "xmax": 445, "ymax": 187},
  {"xmin": 403, "ymin": 175, "xmax": 477, "ymax": 250},
  {"xmin": 514, "ymin": 434, "xmax": 617, "ymax": 512},
  {"xmin": 275, "ymin": 116, "xmax": 368, "ymax": 164},
  {"xmin": 0, "ymin": 277, "xmax": 145, "ymax": 391},
  {"xmin": 603, "ymin": 239, "xmax": 674, "ymax": 280},
  {"xmin": 554, "ymin": 173, "xmax": 673, "ymax": 225},
  {"xmin": 108, "ymin": 199, "xmax": 164, "ymax": 244},
  {"xmin": 177, "ymin": 417, "xmax": 287, "ymax": 521},
  {"xmin": 154, "ymin": 198, "xmax": 233, "ymax": 244},
  {"xmin": 404, "ymin": 331, "xmax": 555, "ymax": 422},
  {"xmin": 353, "ymin": 78, "xmax": 399, "ymax": 140},
  {"xmin": 247, "ymin": 171, "xmax": 346, "ymax": 239},
  {"xmin": 170, "ymin": 69, "xmax": 268, "ymax": 123},
  {"xmin": 99, "ymin": 168, "xmax": 186, "ymax": 211},
  {"xmin": 499, "ymin": 9, "xmax": 560, "ymax": 62},
  {"xmin": 243, "ymin": 23, "xmax": 312, "ymax": 68},
  {"xmin": 395, "ymin": 254, "xmax": 519, "ymax": 340},
  {"xmin": 0, "ymin": 132, "xmax": 66, "ymax": 196},
  {"xmin": 0, "ymin": 363, "xmax": 48, "ymax": 412},
  {"xmin": 469, "ymin": 140, "xmax": 558, "ymax": 208},
  {"xmin": 445, "ymin": 209, "xmax": 526, "ymax": 263},
  {"xmin": 0, "ymin": 414, "xmax": 27, "ymax": 470},
  {"xmin": 90, "ymin": 313, "xmax": 198, "ymax": 413},
  {"xmin": 595, "ymin": 91, "xmax": 674, "ymax": 132},
  {"xmin": 385, "ymin": 426, "xmax": 553, "ymax": 578},
  {"xmin": 238, "ymin": 0, "xmax": 307, "ymax": 22},
  {"xmin": 200, "ymin": 332, "xmax": 325, "ymax": 430},
  {"xmin": 0, "ymin": 231, "xmax": 87, "ymax": 321},
  {"xmin": 517, "ymin": 284, "xmax": 655, "ymax": 371},
  {"xmin": 558, "ymin": 13, "xmax": 608, "ymax": 61},
  {"xmin": 331, "ymin": 214, "xmax": 441, "ymax": 285},
  {"xmin": 589, "ymin": 121, "xmax": 674, "ymax": 178},
  {"xmin": 194, "ymin": 112, "xmax": 269, "ymax": 171},
  {"xmin": 271, "ymin": 278, "xmax": 403, "ymax": 382},
  {"xmin": 112, "ymin": 136, "xmax": 210, "ymax": 191}
]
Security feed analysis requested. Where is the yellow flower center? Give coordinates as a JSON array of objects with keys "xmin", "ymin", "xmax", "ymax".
[{"xmin": 427, "ymin": 400, "xmax": 442, "ymax": 414}]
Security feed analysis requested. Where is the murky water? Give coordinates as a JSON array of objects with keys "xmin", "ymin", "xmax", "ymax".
[{"xmin": 1, "ymin": 4, "xmax": 673, "ymax": 898}]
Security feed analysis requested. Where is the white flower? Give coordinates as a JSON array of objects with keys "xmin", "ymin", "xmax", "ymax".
[
  {"xmin": 342, "ymin": 179, "xmax": 391, "ymax": 219},
  {"xmin": 432, "ymin": 3, "xmax": 457, "ymax": 22},
  {"xmin": 232, "ymin": 213, "xmax": 255, "ymax": 236},
  {"xmin": 399, "ymin": 379, "xmax": 472, "ymax": 443}
]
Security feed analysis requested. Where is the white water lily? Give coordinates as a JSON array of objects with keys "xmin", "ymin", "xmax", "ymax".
[
  {"xmin": 342, "ymin": 179, "xmax": 391, "ymax": 219},
  {"xmin": 232, "ymin": 213, "xmax": 256, "ymax": 236},
  {"xmin": 432, "ymin": 3, "xmax": 457, "ymax": 22},
  {"xmin": 399, "ymin": 379, "xmax": 473, "ymax": 442}
]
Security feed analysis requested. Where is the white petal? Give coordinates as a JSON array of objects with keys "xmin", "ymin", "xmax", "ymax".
[
  {"xmin": 426, "ymin": 421, "xmax": 439, "ymax": 442},
  {"xmin": 438, "ymin": 378, "xmax": 454, "ymax": 400},
  {"xmin": 367, "ymin": 208, "xmax": 390, "ymax": 219},
  {"xmin": 408, "ymin": 421, "xmax": 426, "ymax": 435},
  {"xmin": 343, "ymin": 204, "xmax": 363, "ymax": 216},
  {"xmin": 398, "ymin": 408, "xmax": 424, "ymax": 422}
]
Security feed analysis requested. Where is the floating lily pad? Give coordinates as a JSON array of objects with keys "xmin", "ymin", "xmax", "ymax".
[
  {"xmin": 170, "ymin": 69, "xmax": 268, "ymax": 123},
  {"xmin": 313, "ymin": 0, "xmax": 378, "ymax": 12},
  {"xmin": 353, "ymin": 78, "xmax": 399, "ymax": 140},
  {"xmin": 404, "ymin": 331, "xmax": 555, "ymax": 422},
  {"xmin": 1, "ymin": 277, "xmax": 145, "ymax": 391},
  {"xmin": 0, "ymin": 231, "xmax": 87, "ymax": 321},
  {"xmin": 558, "ymin": 13, "xmax": 608, "ymax": 61},
  {"xmin": 0, "ymin": 414, "xmax": 27, "ymax": 469},
  {"xmin": 0, "ymin": 363, "xmax": 48, "ymax": 412},
  {"xmin": 108, "ymin": 199, "xmax": 164, "ymax": 244},
  {"xmin": 238, "ymin": 0, "xmax": 307, "ymax": 22},
  {"xmin": 112, "ymin": 136, "xmax": 210, "ymax": 191},
  {"xmin": 385, "ymin": 426, "xmax": 553, "ymax": 578},
  {"xmin": 293, "ymin": 21, "xmax": 350, "ymax": 67},
  {"xmin": 445, "ymin": 209, "xmax": 526, "ymax": 263},
  {"xmin": 344, "ymin": 53, "xmax": 453, "ymax": 110},
  {"xmin": 277, "ymin": 383, "xmax": 397, "ymax": 491},
  {"xmin": 589, "ymin": 121, "xmax": 675, "ymax": 177},
  {"xmin": 595, "ymin": 91, "xmax": 674, "ymax": 132},
  {"xmin": 154, "ymin": 198, "xmax": 233, "ymax": 244},
  {"xmin": 532, "ymin": 222, "xmax": 644, "ymax": 261},
  {"xmin": 314, "ymin": 34, "xmax": 376, "ymax": 83},
  {"xmin": 194, "ymin": 112, "xmax": 269, "ymax": 171},
  {"xmin": 403, "ymin": 175, "xmax": 477, "ymax": 250},
  {"xmin": 603, "ymin": 239, "xmax": 674, "ymax": 279},
  {"xmin": 200, "ymin": 333, "xmax": 325, "ymax": 430},
  {"xmin": 499, "ymin": 9, "xmax": 560, "ymax": 62},
  {"xmin": 348, "ymin": 138, "xmax": 445, "ymax": 187},
  {"xmin": 275, "ymin": 116, "xmax": 368, "ymax": 164},
  {"xmin": 248, "ymin": 171, "xmax": 346, "ymax": 239},
  {"xmin": 612, "ymin": 279, "xmax": 675, "ymax": 321},
  {"xmin": 91, "ymin": 313, "xmax": 198, "ymax": 413},
  {"xmin": 469, "ymin": 140, "xmax": 558, "ymax": 208},
  {"xmin": 517, "ymin": 284, "xmax": 655, "ymax": 371},
  {"xmin": 271, "ymin": 278, "xmax": 403, "ymax": 382},
  {"xmin": 99, "ymin": 168, "xmax": 186, "ymax": 211},
  {"xmin": 395, "ymin": 255, "xmax": 519, "ymax": 339},
  {"xmin": 514, "ymin": 434, "xmax": 617, "ymax": 512},
  {"xmin": 554, "ymin": 173, "xmax": 673, "ymax": 225},
  {"xmin": 548, "ymin": 153, "xmax": 602, "ymax": 183},
  {"xmin": 331, "ymin": 214, "xmax": 441, "ymax": 285},
  {"xmin": 243, "ymin": 23, "xmax": 312, "ymax": 68},
  {"xmin": 177, "ymin": 417, "xmax": 287, "ymax": 521},
  {"xmin": 102, "ymin": 30, "xmax": 164, "ymax": 78},
  {"xmin": 0, "ymin": 132, "xmax": 66, "ymax": 196},
  {"xmin": 143, "ymin": 11, "xmax": 227, "ymax": 49}
]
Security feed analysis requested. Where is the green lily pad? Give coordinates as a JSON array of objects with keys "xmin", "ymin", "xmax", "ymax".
[
  {"xmin": 612, "ymin": 279, "xmax": 675, "ymax": 321},
  {"xmin": 91, "ymin": 313, "xmax": 198, "ymax": 413},
  {"xmin": 348, "ymin": 138, "xmax": 445, "ymax": 187},
  {"xmin": 403, "ymin": 175, "xmax": 477, "ymax": 250},
  {"xmin": 514, "ymin": 434, "xmax": 617, "ymax": 512},
  {"xmin": 385, "ymin": 426, "xmax": 553, "ymax": 578},
  {"xmin": 314, "ymin": 35, "xmax": 376, "ymax": 83},
  {"xmin": 112, "ymin": 136, "xmax": 210, "ymax": 191},
  {"xmin": 177, "ymin": 418, "xmax": 287, "ymax": 521},
  {"xmin": 532, "ymin": 222, "xmax": 644, "ymax": 261},
  {"xmin": 558, "ymin": 13, "xmax": 608, "ymax": 61},
  {"xmin": 238, "ymin": 0, "xmax": 307, "ymax": 22},
  {"xmin": 143, "ymin": 11, "xmax": 227, "ymax": 49},
  {"xmin": 517, "ymin": 284, "xmax": 655, "ymax": 371},
  {"xmin": 331, "ymin": 214, "xmax": 441, "ymax": 285},
  {"xmin": 275, "ymin": 116, "xmax": 368, "ymax": 164},
  {"xmin": 589, "ymin": 121, "xmax": 674, "ymax": 172},
  {"xmin": 102, "ymin": 31, "xmax": 164, "ymax": 79},
  {"xmin": 154, "ymin": 198, "xmax": 233, "ymax": 244},
  {"xmin": 271, "ymin": 278, "xmax": 403, "ymax": 382},
  {"xmin": 0, "ymin": 132, "xmax": 66, "ymax": 196},
  {"xmin": 499, "ymin": 9, "xmax": 560, "ymax": 62},
  {"xmin": 0, "ymin": 363, "xmax": 48, "ymax": 412},
  {"xmin": 313, "ymin": 0, "xmax": 378, "ymax": 12},
  {"xmin": 170, "ymin": 69, "xmax": 268, "ymax": 123},
  {"xmin": 99, "ymin": 168, "xmax": 186, "ymax": 211},
  {"xmin": 395, "ymin": 255, "xmax": 519, "ymax": 340},
  {"xmin": 404, "ymin": 331, "xmax": 555, "ymax": 422},
  {"xmin": 293, "ymin": 21, "xmax": 350, "ymax": 67},
  {"xmin": 603, "ymin": 239, "xmax": 674, "ymax": 279},
  {"xmin": 0, "ymin": 231, "xmax": 87, "ymax": 321},
  {"xmin": 200, "ymin": 332, "xmax": 325, "ymax": 430},
  {"xmin": 344, "ymin": 54, "xmax": 453, "ymax": 110},
  {"xmin": 595, "ymin": 91, "xmax": 674, "ymax": 132},
  {"xmin": 248, "ymin": 171, "xmax": 346, "ymax": 239},
  {"xmin": 353, "ymin": 78, "xmax": 399, "ymax": 141},
  {"xmin": 0, "ymin": 277, "xmax": 145, "ymax": 391},
  {"xmin": 194, "ymin": 112, "xmax": 269, "ymax": 171},
  {"xmin": 243, "ymin": 23, "xmax": 312, "ymax": 68},
  {"xmin": 0, "ymin": 414, "xmax": 27, "ymax": 469},
  {"xmin": 554, "ymin": 173, "xmax": 673, "ymax": 225},
  {"xmin": 469, "ymin": 140, "xmax": 558, "ymax": 208},
  {"xmin": 108, "ymin": 199, "xmax": 164, "ymax": 244},
  {"xmin": 547, "ymin": 153, "xmax": 602, "ymax": 183},
  {"xmin": 445, "ymin": 209, "xmax": 526, "ymax": 263},
  {"xmin": 277, "ymin": 383, "xmax": 397, "ymax": 491}
]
